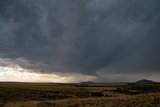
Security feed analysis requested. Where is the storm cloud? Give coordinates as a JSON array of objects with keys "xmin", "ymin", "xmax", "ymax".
[{"xmin": 0, "ymin": 0, "xmax": 160, "ymax": 81}]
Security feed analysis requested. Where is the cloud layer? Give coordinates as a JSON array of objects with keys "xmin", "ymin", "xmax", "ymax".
[{"xmin": 0, "ymin": 0, "xmax": 160, "ymax": 81}]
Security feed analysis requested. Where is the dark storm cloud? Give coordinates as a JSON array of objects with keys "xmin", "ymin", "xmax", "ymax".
[{"xmin": 0, "ymin": 0, "xmax": 160, "ymax": 75}]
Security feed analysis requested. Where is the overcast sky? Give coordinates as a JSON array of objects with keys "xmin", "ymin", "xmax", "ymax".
[{"xmin": 0, "ymin": 0, "xmax": 160, "ymax": 83}]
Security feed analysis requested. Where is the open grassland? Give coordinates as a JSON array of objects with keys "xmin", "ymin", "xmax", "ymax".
[{"xmin": 0, "ymin": 82, "xmax": 160, "ymax": 107}]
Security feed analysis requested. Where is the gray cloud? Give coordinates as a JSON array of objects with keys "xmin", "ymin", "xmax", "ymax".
[{"xmin": 0, "ymin": 0, "xmax": 160, "ymax": 80}]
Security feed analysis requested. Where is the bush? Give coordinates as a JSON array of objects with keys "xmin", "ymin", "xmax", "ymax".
[
  {"xmin": 115, "ymin": 88, "xmax": 122, "ymax": 92},
  {"xmin": 91, "ymin": 92, "xmax": 103, "ymax": 97}
]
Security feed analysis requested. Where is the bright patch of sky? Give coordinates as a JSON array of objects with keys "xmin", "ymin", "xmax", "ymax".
[{"xmin": 0, "ymin": 66, "xmax": 96, "ymax": 83}]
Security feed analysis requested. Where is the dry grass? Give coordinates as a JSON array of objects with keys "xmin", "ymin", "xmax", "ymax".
[
  {"xmin": 0, "ymin": 82, "xmax": 160, "ymax": 107},
  {"xmin": 3, "ymin": 93, "xmax": 160, "ymax": 107}
]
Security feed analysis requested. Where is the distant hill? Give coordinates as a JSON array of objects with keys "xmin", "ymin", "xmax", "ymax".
[
  {"xmin": 136, "ymin": 79, "xmax": 155, "ymax": 84},
  {"xmin": 129, "ymin": 79, "xmax": 157, "ymax": 84}
]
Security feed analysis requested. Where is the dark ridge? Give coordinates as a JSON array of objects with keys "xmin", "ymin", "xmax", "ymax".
[{"xmin": 79, "ymin": 81, "xmax": 94, "ymax": 85}]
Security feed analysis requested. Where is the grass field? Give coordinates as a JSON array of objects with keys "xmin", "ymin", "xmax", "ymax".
[{"xmin": 0, "ymin": 82, "xmax": 160, "ymax": 107}]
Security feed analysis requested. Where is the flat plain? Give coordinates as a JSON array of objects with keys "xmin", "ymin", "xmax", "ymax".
[{"xmin": 0, "ymin": 82, "xmax": 160, "ymax": 107}]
